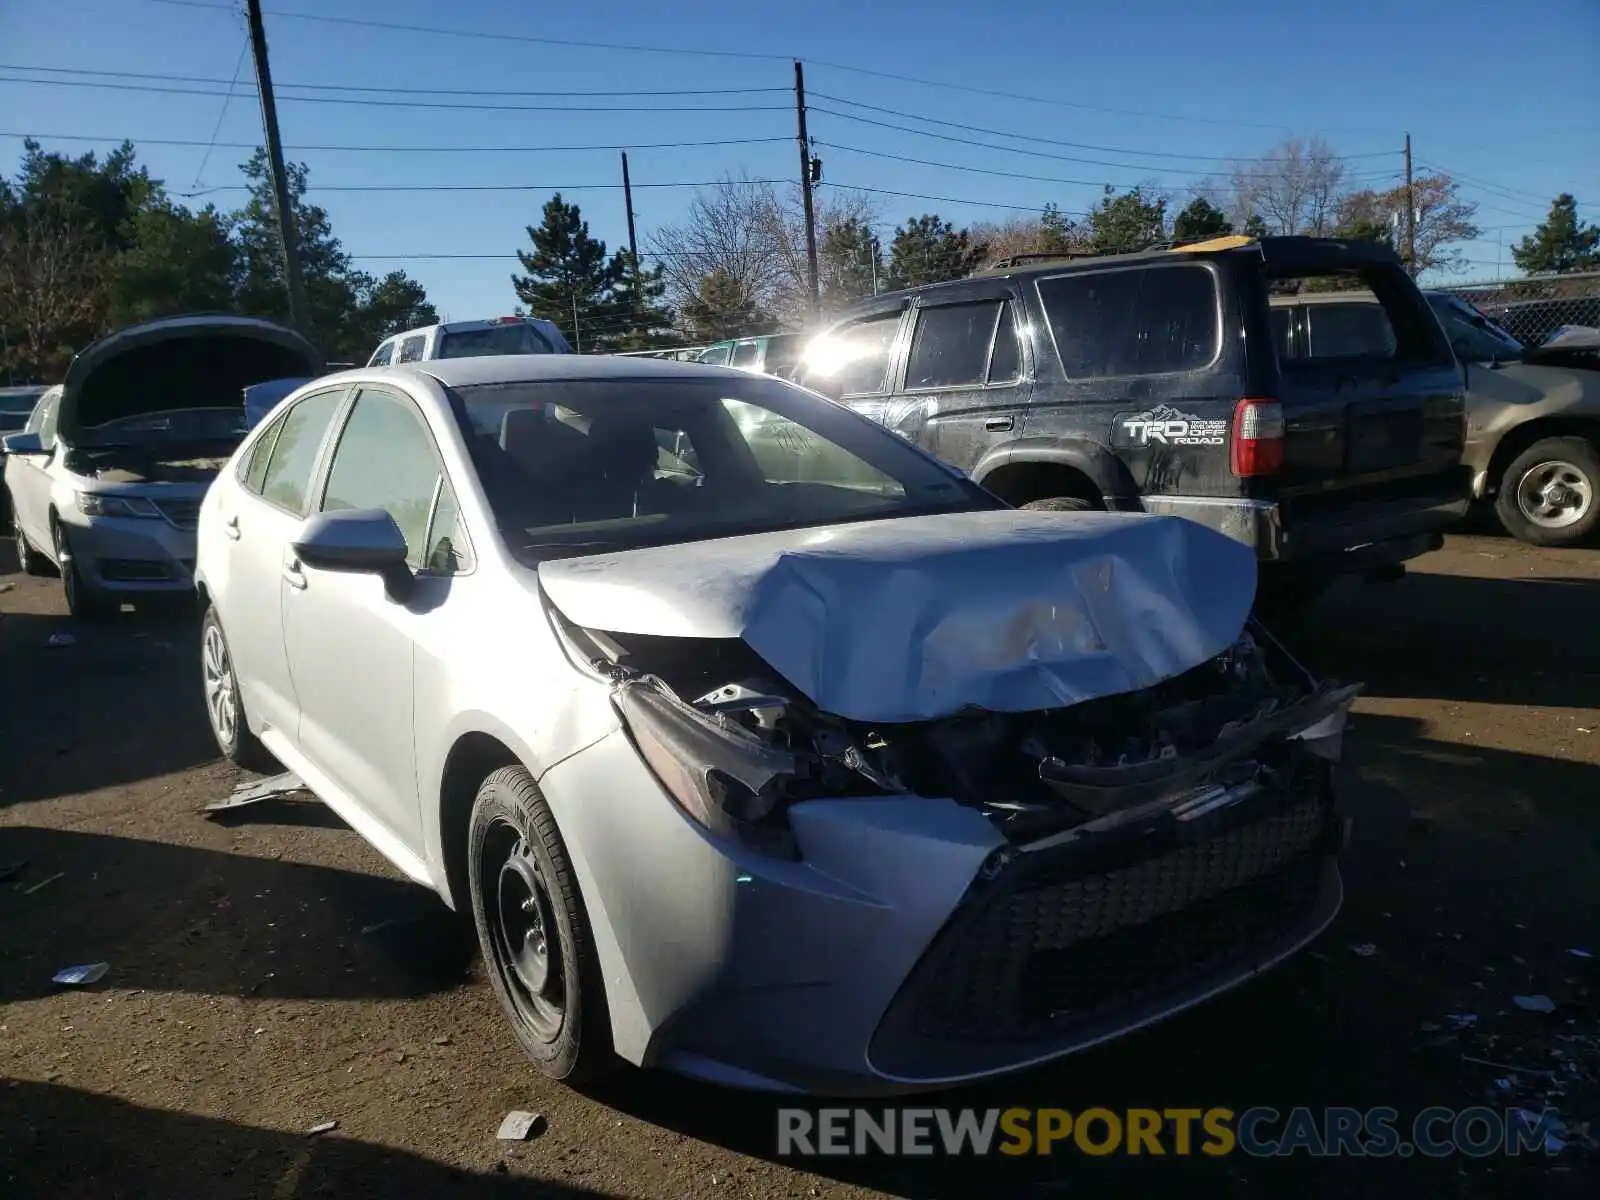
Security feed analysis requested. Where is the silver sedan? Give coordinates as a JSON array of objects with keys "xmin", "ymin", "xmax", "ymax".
[{"xmin": 194, "ymin": 354, "xmax": 1356, "ymax": 1094}]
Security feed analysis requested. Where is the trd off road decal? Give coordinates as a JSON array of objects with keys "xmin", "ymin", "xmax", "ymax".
[{"xmin": 1113, "ymin": 404, "xmax": 1228, "ymax": 448}]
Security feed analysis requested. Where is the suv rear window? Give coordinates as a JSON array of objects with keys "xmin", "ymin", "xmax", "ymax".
[
  {"xmin": 438, "ymin": 323, "xmax": 554, "ymax": 358},
  {"xmin": 1036, "ymin": 265, "xmax": 1219, "ymax": 378}
]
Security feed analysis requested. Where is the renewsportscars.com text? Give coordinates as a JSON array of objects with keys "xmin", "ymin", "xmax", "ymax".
[{"xmin": 776, "ymin": 1106, "xmax": 1566, "ymax": 1159}]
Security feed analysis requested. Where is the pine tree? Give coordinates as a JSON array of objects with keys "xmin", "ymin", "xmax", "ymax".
[
  {"xmin": 510, "ymin": 194, "xmax": 623, "ymax": 349},
  {"xmin": 1087, "ymin": 186, "xmax": 1168, "ymax": 255},
  {"xmin": 886, "ymin": 215, "xmax": 987, "ymax": 289},
  {"xmin": 681, "ymin": 270, "xmax": 775, "ymax": 341},
  {"xmin": 819, "ymin": 217, "xmax": 881, "ymax": 311},
  {"xmin": 1512, "ymin": 194, "xmax": 1600, "ymax": 275},
  {"xmin": 1171, "ymin": 198, "xmax": 1233, "ymax": 243}
]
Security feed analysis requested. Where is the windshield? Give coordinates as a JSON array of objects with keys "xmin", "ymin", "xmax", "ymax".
[
  {"xmin": 0, "ymin": 391, "xmax": 44, "ymax": 415},
  {"xmin": 438, "ymin": 324, "xmax": 556, "ymax": 359},
  {"xmin": 77, "ymin": 407, "xmax": 250, "ymax": 447},
  {"xmin": 1429, "ymin": 295, "xmax": 1524, "ymax": 362},
  {"xmin": 449, "ymin": 376, "xmax": 992, "ymax": 560}
]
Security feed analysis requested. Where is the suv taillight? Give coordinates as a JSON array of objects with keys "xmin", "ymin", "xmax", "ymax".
[{"xmin": 1231, "ymin": 398, "xmax": 1284, "ymax": 476}]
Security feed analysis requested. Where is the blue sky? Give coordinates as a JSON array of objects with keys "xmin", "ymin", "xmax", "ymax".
[{"xmin": 3, "ymin": 0, "xmax": 1596, "ymax": 322}]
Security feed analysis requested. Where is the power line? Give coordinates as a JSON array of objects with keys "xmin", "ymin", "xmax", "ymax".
[
  {"xmin": 0, "ymin": 130, "xmax": 794, "ymax": 154},
  {"xmin": 142, "ymin": 0, "xmax": 794, "ymax": 63},
  {"xmin": 825, "ymin": 182, "xmax": 1056, "ymax": 213},
  {"xmin": 0, "ymin": 74, "xmax": 790, "ymax": 113},
  {"xmin": 192, "ymin": 37, "xmax": 249, "ymax": 188},
  {"xmin": 180, "ymin": 178, "xmax": 792, "ymax": 197},
  {"xmin": 809, "ymin": 94, "xmax": 1399, "ymax": 164},
  {"xmin": 1418, "ymin": 160, "xmax": 1568, "ymax": 211},
  {"xmin": 0, "ymin": 63, "xmax": 789, "ymax": 98}
]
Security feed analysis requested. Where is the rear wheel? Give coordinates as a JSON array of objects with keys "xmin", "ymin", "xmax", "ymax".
[
  {"xmin": 1021, "ymin": 496, "xmax": 1094, "ymax": 513},
  {"xmin": 53, "ymin": 520, "xmax": 117, "ymax": 621},
  {"xmin": 12, "ymin": 508, "xmax": 51, "ymax": 576},
  {"xmin": 468, "ymin": 765, "xmax": 614, "ymax": 1084},
  {"xmin": 201, "ymin": 604, "xmax": 278, "ymax": 772},
  {"xmin": 1495, "ymin": 436, "xmax": 1599, "ymax": 547}
]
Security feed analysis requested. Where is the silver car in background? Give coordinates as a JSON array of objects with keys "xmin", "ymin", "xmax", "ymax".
[
  {"xmin": 194, "ymin": 354, "xmax": 1356, "ymax": 1094},
  {"xmin": 4, "ymin": 316, "xmax": 320, "ymax": 618}
]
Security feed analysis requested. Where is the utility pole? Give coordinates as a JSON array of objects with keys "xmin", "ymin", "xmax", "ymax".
[
  {"xmin": 245, "ymin": 0, "xmax": 308, "ymax": 335},
  {"xmin": 1403, "ymin": 132, "xmax": 1417, "ymax": 279},
  {"xmin": 621, "ymin": 151, "xmax": 642, "ymax": 339},
  {"xmin": 794, "ymin": 61, "xmax": 820, "ymax": 315}
]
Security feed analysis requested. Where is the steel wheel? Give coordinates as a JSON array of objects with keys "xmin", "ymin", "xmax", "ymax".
[
  {"xmin": 202, "ymin": 621, "xmax": 239, "ymax": 750},
  {"xmin": 482, "ymin": 817, "xmax": 567, "ymax": 1043},
  {"xmin": 1514, "ymin": 459, "xmax": 1593, "ymax": 530}
]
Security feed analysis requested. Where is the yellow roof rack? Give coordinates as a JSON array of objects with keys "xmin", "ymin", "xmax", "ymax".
[{"xmin": 1168, "ymin": 234, "xmax": 1255, "ymax": 253}]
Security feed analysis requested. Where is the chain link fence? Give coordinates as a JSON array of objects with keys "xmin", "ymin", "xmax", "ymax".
[{"xmin": 1430, "ymin": 271, "xmax": 1600, "ymax": 347}]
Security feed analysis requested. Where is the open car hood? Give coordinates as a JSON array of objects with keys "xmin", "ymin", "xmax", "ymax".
[
  {"xmin": 537, "ymin": 509, "xmax": 1258, "ymax": 723},
  {"xmin": 60, "ymin": 316, "xmax": 321, "ymax": 442}
]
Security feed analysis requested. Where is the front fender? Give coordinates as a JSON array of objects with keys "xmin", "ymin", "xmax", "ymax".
[{"xmin": 972, "ymin": 436, "xmax": 1143, "ymax": 507}]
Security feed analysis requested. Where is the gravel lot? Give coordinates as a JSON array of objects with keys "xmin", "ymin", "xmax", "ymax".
[{"xmin": 2, "ymin": 532, "xmax": 1597, "ymax": 1198}]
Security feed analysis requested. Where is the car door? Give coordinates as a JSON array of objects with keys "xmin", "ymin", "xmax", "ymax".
[
  {"xmin": 281, "ymin": 384, "xmax": 466, "ymax": 853},
  {"xmin": 219, "ymin": 386, "xmax": 350, "ymax": 743},
  {"xmin": 885, "ymin": 290, "xmax": 1030, "ymax": 474},
  {"xmin": 9, "ymin": 387, "xmax": 62, "ymax": 551}
]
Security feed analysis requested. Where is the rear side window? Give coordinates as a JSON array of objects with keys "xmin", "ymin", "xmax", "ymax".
[
  {"xmin": 368, "ymin": 341, "xmax": 395, "ymax": 366},
  {"xmin": 258, "ymin": 389, "xmax": 344, "ymax": 513},
  {"xmin": 698, "ymin": 345, "xmax": 732, "ymax": 366},
  {"xmin": 730, "ymin": 340, "xmax": 761, "ymax": 368},
  {"xmin": 1305, "ymin": 299, "xmax": 1397, "ymax": 359},
  {"xmin": 438, "ymin": 323, "xmax": 554, "ymax": 358},
  {"xmin": 1037, "ymin": 265, "xmax": 1219, "ymax": 378},
  {"xmin": 904, "ymin": 301, "xmax": 1005, "ymax": 390},
  {"xmin": 396, "ymin": 335, "xmax": 427, "ymax": 363}
]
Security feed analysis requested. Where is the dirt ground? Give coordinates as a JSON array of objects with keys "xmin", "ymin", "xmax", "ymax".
[{"xmin": 2, "ymin": 531, "xmax": 1597, "ymax": 1199}]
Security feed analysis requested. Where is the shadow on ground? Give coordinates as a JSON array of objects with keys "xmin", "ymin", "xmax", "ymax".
[
  {"xmin": 0, "ymin": 826, "xmax": 476, "ymax": 1003},
  {"xmin": 0, "ymin": 1080, "xmax": 610, "ymax": 1200}
]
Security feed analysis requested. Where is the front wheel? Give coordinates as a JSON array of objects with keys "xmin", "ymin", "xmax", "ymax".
[
  {"xmin": 1021, "ymin": 496, "xmax": 1094, "ymax": 513},
  {"xmin": 53, "ymin": 521, "xmax": 117, "ymax": 621},
  {"xmin": 1494, "ymin": 436, "xmax": 1599, "ymax": 548},
  {"xmin": 468, "ymin": 765, "xmax": 614, "ymax": 1084}
]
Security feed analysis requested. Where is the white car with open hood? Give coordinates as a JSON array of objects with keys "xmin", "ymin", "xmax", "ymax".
[
  {"xmin": 193, "ymin": 353, "xmax": 1358, "ymax": 1094},
  {"xmin": 4, "ymin": 315, "xmax": 322, "ymax": 619}
]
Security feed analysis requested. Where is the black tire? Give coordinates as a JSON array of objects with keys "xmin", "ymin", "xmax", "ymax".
[
  {"xmin": 200, "ymin": 604, "xmax": 279, "ymax": 772},
  {"xmin": 1494, "ymin": 436, "xmax": 1600, "ymax": 548},
  {"xmin": 12, "ymin": 508, "xmax": 52, "ymax": 576},
  {"xmin": 52, "ymin": 520, "xmax": 118, "ymax": 621},
  {"xmin": 467, "ymin": 765, "xmax": 614, "ymax": 1084},
  {"xmin": 1021, "ymin": 496, "xmax": 1094, "ymax": 512}
]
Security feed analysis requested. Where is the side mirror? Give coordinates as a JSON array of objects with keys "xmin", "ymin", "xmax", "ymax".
[
  {"xmin": 2, "ymin": 431, "xmax": 45, "ymax": 456},
  {"xmin": 291, "ymin": 508, "xmax": 413, "ymax": 601}
]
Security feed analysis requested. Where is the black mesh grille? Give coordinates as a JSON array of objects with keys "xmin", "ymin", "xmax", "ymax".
[{"xmin": 871, "ymin": 784, "xmax": 1338, "ymax": 1076}]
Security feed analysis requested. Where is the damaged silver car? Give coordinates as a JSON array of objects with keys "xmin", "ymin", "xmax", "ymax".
[{"xmin": 194, "ymin": 354, "xmax": 1358, "ymax": 1094}]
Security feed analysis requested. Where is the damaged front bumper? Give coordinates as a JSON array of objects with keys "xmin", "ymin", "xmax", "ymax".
[{"xmin": 538, "ymin": 681, "xmax": 1356, "ymax": 1095}]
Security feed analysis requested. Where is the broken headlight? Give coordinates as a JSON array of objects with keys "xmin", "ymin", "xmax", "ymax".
[{"xmin": 614, "ymin": 680, "xmax": 800, "ymax": 860}]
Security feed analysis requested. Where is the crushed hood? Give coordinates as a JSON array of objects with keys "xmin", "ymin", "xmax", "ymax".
[
  {"xmin": 60, "ymin": 316, "xmax": 321, "ymax": 441},
  {"xmin": 538, "ymin": 509, "xmax": 1258, "ymax": 723}
]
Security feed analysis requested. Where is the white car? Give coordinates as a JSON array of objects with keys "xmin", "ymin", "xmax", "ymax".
[
  {"xmin": 366, "ymin": 316, "xmax": 573, "ymax": 367},
  {"xmin": 194, "ymin": 353, "xmax": 1355, "ymax": 1094},
  {"xmin": 4, "ymin": 316, "xmax": 320, "ymax": 618}
]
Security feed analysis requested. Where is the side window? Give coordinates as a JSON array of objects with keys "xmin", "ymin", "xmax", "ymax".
[
  {"xmin": 801, "ymin": 313, "xmax": 902, "ymax": 396},
  {"xmin": 1036, "ymin": 265, "xmax": 1220, "ymax": 378},
  {"xmin": 35, "ymin": 392, "xmax": 60, "ymax": 449},
  {"xmin": 730, "ymin": 340, "xmax": 762, "ymax": 368},
  {"xmin": 905, "ymin": 300, "xmax": 1004, "ymax": 390},
  {"xmin": 259, "ymin": 389, "xmax": 344, "ymax": 513},
  {"xmin": 1305, "ymin": 301, "xmax": 1396, "ymax": 359},
  {"xmin": 368, "ymin": 340, "xmax": 395, "ymax": 367},
  {"xmin": 698, "ymin": 345, "xmax": 732, "ymax": 366},
  {"xmin": 988, "ymin": 302, "xmax": 1022, "ymax": 384},
  {"xmin": 396, "ymin": 335, "xmax": 427, "ymax": 364},
  {"xmin": 1269, "ymin": 306, "xmax": 1297, "ymax": 360},
  {"xmin": 422, "ymin": 476, "xmax": 467, "ymax": 573},
  {"xmin": 320, "ymin": 388, "xmax": 450, "ymax": 571},
  {"xmin": 241, "ymin": 413, "xmax": 287, "ymax": 495}
]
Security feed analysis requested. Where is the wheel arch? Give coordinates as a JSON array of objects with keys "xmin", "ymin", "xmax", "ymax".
[
  {"xmin": 1485, "ymin": 416, "xmax": 1600, "ymax": 497},
  {"xmin": 974, "ymin": 442, "xmax": 1138, "ymax": 509}
]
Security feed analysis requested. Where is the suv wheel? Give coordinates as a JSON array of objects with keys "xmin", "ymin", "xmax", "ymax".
[
  {"xmin": 53, "ymin": 521, "xmax": 117, "ymax": 621},
  {"xmin": 468, "ymin": 765, "xmax": 614, "ymax": 1083},
  {"xmin": 1021, "ymin": 496, "xmax": 1094, "ymax": 513},
  {"xmin": 201, "ymin": 604, "xmax": 278, "ymax": 771},
  {"xmin": 12, "ymin": 510, "xmax": 52, "ymax": 576},
  {"xmin": 1495, "ymin": 437, "xmax": 1599, "ymax": 547}
]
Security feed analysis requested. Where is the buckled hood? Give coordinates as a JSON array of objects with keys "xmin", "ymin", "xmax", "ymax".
[{"xmin": 537, "ymin": 509, "xmax": 1258, "ymax": 723}]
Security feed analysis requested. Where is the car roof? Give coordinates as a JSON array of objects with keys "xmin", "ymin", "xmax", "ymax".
[
  {"xmin": 381, "ymin": 316, "xmax": 564, "ymax": 341},
  {"xmin": 326, "ymin": 353, "xmax": 761, "ymax": 391}
]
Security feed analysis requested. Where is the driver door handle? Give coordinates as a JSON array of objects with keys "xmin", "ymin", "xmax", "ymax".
[
  {"xmin": 283, "ymin": 559, "xmax": 307, "ymax": 591},
  {"xmin": 223, "ymin": 514, "xmax": 241, "ymax": 541},
  {"xmin": 984, "ymin": 415, "xmax": 1014, "ymax": 432}
]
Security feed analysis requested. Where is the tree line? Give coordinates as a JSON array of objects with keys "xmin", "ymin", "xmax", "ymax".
[{"xmin": 4, "ymin": 133, "xmax": 1596, "ymax": 380}]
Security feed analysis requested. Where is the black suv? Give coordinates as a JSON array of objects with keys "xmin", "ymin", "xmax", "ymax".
[{"xmin": 794, "ymin": 236, "xmax": 1471, "ymax": 595}]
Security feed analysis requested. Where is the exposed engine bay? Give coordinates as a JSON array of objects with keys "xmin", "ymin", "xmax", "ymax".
[
  {"xmin": 68, "ymin": 447, "xmax": 232, "ymax": 485},
  {"xmin": 551, "ymin": 606, "xmax": 1359, "ymax": 853}
]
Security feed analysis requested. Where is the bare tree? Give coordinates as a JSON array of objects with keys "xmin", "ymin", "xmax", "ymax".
[
  {"xmin": 0, "ymin": 206, "xmax": 105, "ymax": 379},
  {"xmin": 1228, "ymin": 136, "xmax": 1347, "ymax": 236},
  {"xmin": 1336, "ymin": 174, "xmax": 1481, "ymax": 275}
]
